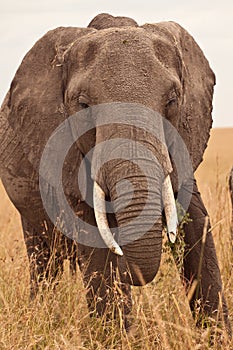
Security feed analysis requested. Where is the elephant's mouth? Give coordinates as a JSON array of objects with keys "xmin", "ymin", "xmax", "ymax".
[{"xmin": 93, "ymin": 175, "xmax": 178, "ymax": 255}]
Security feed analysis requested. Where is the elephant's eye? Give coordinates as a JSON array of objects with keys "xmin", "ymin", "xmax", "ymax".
[
  {"xmin": 166, "ymin": 87, "xmax": 180, "ymax": 108},
  {"xmin": 78, "ymin": 95, "xmax": 90, "ymax": 109},
  {"xmin": 165, "ymin": 90, "xmax": 180, "ymax": 124},
  {"xmin": 79, "ymin": 102, "xmax": 89, "ymax": 109},
  {"xmin": 166, "ymin": 96, "xmax": 177, "ymax": 107}
]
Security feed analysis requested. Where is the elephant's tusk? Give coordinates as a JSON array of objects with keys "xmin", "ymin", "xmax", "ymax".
[
  {"xmin": 93, "ymin": 181, "xmax": 123, "ymax": 256},
  {"xmin": 162, "ymin": 175, "xmax": 178, "ymax": 243}
]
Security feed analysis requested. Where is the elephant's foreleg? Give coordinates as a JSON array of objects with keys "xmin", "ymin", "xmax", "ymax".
[
  {"xmin": 180, "ymin": 180, "xmax": 231, "ymax": 334},
  {"xmin": 78, "ymin": 244, "xmax": 132, "ymax": 328},
  {"xmin": 21, "ymin": 216, "xmax": 64, "ymax": 297}
]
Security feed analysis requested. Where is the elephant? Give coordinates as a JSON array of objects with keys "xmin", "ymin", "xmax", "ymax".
[{"xmin": 0, "ymin": 13, "xmax": 231, "ymax": 333}]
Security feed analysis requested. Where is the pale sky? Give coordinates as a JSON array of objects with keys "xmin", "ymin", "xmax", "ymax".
[{"xmin": 1, "ymin": 0, "xmax": 232, "ymax": 127}]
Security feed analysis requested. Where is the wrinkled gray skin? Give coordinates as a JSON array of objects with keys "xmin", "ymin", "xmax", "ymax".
[{"xmin": 0, "ymin": 13, "xmax": 231, "ymax": 333}]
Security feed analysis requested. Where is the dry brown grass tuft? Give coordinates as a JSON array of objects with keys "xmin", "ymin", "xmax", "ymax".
[{"xmin": 0, "ymin": 128, "xmax": 232, "ymax": 349}]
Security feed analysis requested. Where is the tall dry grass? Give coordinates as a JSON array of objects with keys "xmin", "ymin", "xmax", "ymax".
[{"xmin": 0, "ymin": 128, "xmax": 232, "ymax": 349}]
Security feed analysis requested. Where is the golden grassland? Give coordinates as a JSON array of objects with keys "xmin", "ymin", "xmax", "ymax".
[{"xmin": 0, "ymin": 128, "xmax": 232, "ymax": 349}]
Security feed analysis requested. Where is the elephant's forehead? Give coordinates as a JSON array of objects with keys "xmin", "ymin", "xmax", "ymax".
[
  {"xmin": 75, "ymin": 27, "xmax": 162, "ymax": 56},
  {"xmin": 70, "ymin": 28, "xmax": 175, "ymax": 73},
  {"xmin": 96, "ymin": 27, "xmax": 152, "ymax": 43},
  {"xmin": 67, "ymin": 27, "xmax": 179, "ymax": 107}
]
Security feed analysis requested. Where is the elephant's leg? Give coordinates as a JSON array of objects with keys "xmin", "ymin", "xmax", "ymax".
[
  {"xmin": 21, "ymin": 216, "xmax": 64, "ymax": 297},
  {"xmin": 78, "ymin": 244, "xmax": 132, "ymax": 328},
  {"xmin": 180, "ymin": 180, "xmax": 231, "ymax": 334}
]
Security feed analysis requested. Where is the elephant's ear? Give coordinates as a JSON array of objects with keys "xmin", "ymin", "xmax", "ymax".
[
  {"xmin": 5, "ymin": 26, "xmax": 95, "ymax": 170},
  {"xmin": 0, "ymin": 92, "xmax": 23, "ymax": 172},
  {"xmin": 142, "ymin": 22, "xmax": 215, "ymax": 171}
]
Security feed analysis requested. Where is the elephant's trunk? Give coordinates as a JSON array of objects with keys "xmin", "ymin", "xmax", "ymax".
[
  {"xmin": 92, "ymin": 149, "xmax": 177, "ymax": 285},
  {"xmin": 91, "ymin": 103, "xmax": 178, "ymax": 285},
  {"xmin": 95, "ymin": 155, "xmax": 165, "ymax": 285}
]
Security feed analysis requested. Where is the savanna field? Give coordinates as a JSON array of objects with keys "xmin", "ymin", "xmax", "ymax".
[{"xmin": 0, "ymin": 128, "xmax": 232, "ymax": 349}]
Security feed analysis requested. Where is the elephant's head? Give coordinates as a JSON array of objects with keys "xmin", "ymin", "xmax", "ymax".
[{"xmin": 5, "ymin": 14, "xmax": 215, "ymax": 285}]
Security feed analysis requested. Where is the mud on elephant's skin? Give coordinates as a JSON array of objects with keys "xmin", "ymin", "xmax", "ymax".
[{"xmin": 0, "ymin": 13, "xmax": 231, "ymax": 334}]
